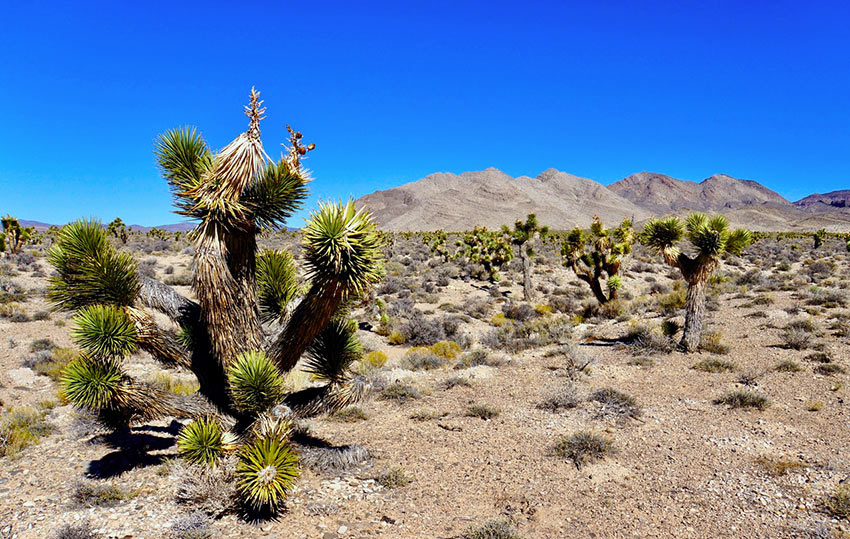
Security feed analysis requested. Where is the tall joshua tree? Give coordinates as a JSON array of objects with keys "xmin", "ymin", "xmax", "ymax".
[
  {"xmin": 641, "ymin": 213, "xmax": 751, "ymax": 352},
  {"xmin": 503, "ymin": 214, "xmax": 548, "ymax": 300},
  {"xmin": 560, "ymin": 216, "xmax": 633, "ymax": 304},
  {"xmin": 48, "ymin": 89, "xmax": 384, "ymax": 512}
]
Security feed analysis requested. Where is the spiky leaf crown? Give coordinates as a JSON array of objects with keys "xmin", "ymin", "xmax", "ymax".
[{"xmin": 227, "ymin": 350, "xmax": 285, "ymax": 414}]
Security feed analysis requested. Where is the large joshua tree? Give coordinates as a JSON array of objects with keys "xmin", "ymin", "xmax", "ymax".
[
  {"xmin": 560, "ymin": 216, "xmax": 633, "ymax": 304},
  {"xmin": 641, "ymin": 213, "xmax": 751, "ymax": 352},
  {"xmin": 48, "ymin": 89, "xmax": 384, "ymax": 512}
]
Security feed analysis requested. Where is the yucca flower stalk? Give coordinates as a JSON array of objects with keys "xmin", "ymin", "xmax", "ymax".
[
  {"xmin": 47, "ymin": 89, "xmax": 384, "ymax": 512},
  {"xmin": 641, "ymin": 213, "xmax": 751, "ymax": 351}
]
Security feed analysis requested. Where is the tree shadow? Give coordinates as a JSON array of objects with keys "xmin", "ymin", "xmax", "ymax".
[{"xmin": 86, "ymin": 421, "xmax": 182, "ymax": 478}]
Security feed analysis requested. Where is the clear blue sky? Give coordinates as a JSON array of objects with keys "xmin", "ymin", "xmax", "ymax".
[{"xmin": 2, "ymin": 1, "xmax": 848, "ymax": 226}]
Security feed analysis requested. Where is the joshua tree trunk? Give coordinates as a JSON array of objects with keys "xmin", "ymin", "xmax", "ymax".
[
  {"xmin": 520, "ymin": 247, "xmax": 533, "ymax": 301},
  {"xmin": 680, "ymin": 279, "xmax": 706, "ymax": 352}
]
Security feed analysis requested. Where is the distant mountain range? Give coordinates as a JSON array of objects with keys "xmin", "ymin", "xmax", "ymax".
[
  {"xmin": 18, "ymin": 220, "xmax": 197, "ymax": 233},
  {"xmin": 355, "ymin": 168, "xmax": 850, "ymax": 232}
]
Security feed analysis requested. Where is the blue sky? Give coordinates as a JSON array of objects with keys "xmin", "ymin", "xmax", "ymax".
[{"xmin": 1, "ymin": 1, "xmax": 848, "ymax": 226}]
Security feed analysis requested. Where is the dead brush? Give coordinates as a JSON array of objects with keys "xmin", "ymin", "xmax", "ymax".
[
  {"xmin": 553, "ymin": 431, "xmax": 616, "ymax": 469},
  {"xmin": 589, "ymin": 388, "xmax": 642, "ymax": 420}
]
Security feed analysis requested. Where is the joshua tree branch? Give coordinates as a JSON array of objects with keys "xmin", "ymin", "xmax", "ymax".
[{"xmin": 137, "ymin": 276, "xmax": 201, "ymax": 328}]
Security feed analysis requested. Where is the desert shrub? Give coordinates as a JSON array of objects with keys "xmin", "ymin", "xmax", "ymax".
[
  {"xmin": 378, "ymin": 276, "xmax": 404, "ymax": 295},
  {"xmin": 466, "ymin": 404, "xmax": 500, "ymax": 419},
  {"xmin": 548, "ymin": 295, "xmax": 577, "ymax": 314},
  {"xmin": 362, "ymin": 351, "xmax": 388, "ymax": 368},
  {"xmin": 502, "ymin": 302, "xmax": 536, "ymax": 322},
  {"xmin": 388, "ymin": 330, "xmax": 405, "ymax": 345},
  {"xmin": 430, "ymin": 340, "xmax": 461, "ymax": 359},
  {"xmin": 27, "ymin": 346, "xmax": 78, "ymax": 381},
  {"xmin": 699, "ymin": 331, "xmax": 730, "ymax": 354},
  {"xmin": 170, "ymin": 512, "xmax": 213, "ymax": 539},
  {"xmin": 589, "ymin": 388, "xmax": 641, "ymax": 420},
  {"xmin": 164, "ymin": 272, "xmax": 193, "ymax": 286},
  {"xmin": 377, "ymin": 466, "xmax": 412, "ymax": 488},
  {"xmin": 463, "ymin": 297, "xmax": 491, "ymax": 319},
  {"xmin": 454, "ymin": 349, "xmax": 504, "ymax": 369},
  {"xmin": 464, "ymin": 518, "xmax": 521, "ymax": 539},
  {"xmin": 774, "ymin": 360, "xmax": 802, "ymax": 373},
  {"xmin": 714, "ymin": 390, "xmax": 770, "ymax": 410},
  {"xmin": 782, "ymin": 319, "xmax": 816, "ymax": 350},
  {"xmin": 0, "ymin": 406, "xmax": 54, "ymax": 457},
  {"xmin": 378, "ymin": 382, "xmax": 422, "ymax": 403},
  {"xmin": 538, "ymin": 383, "xmax": 580, "ymax": 412},
  {"xmin": 825, "ymin": 484, "xmax": 850, "ymax": 519},
  {"xmin": 553, "ymin": 431, "xmax": 615, "ymax": 469},
  {"xmin": 814, "ymin": 363, "xmax": 846, "ymax": 376},
  {"xmin": 754, "ymin": 455, "xmax": 805, "ymax": 477},
  {"xmin": 402, "ymin": 347, "xmax": 446, "ymax": 370},
  {"xmin": 72, "ymin": 480, "xmax": 136, "ymax": 507},
  {"xmin": 173, "ymin": 458, "xmax": 237, "ymax": 517},
  {"xmin": 803, "ymin": 286, "xmax": 847, "ymax": 308},
  {"xmin": 54, "ymin": 521, "xmax": 99, "ymax": 539},
  {"xmin": 442, "ymin": 376, "xmax": 472, "ymax": 389},
  {"xmin": 401, "ymin": 313, "xmax": 447, "ymax": 346},
  {"xmin": 625, "ymin": 324, "xmax": 674, "ymax": 355},
  {"xmin": 490, "ymin": 313, "xmax": 508, "ymax": 327},
  {"xmin": 693, "ymin": 359, "xmax": 737, "ymax": 373},
  {"xmin": 657, "ymin": 288, "xmax": 686, "ymax": 314},
  {"xmin": 805, "ymin": 352, "xmax": 832, "ymax": 363},
  {"xmin": 328, "ymin": 406, "xmax": 369, "ymax": 423}
]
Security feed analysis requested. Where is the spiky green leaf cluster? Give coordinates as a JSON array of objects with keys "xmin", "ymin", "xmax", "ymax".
[
  {"xmin": 155, "ymin": 128, "xmax": 214, "ymax": 220},
  {"xmin": 302, "ymin": 200, "xmax": 385, "ymax": 296},
  {"xmin": 47, "ymin": 219, "xmax": 139, "ymax": 310},
  {"xmin": 242, "ymin": 160, "xmax": 309, "ymax": 230},
  {"xmin": 227, "ymin": 350, "xmax": 284, "ymax": 414},
  {"xmin": 304, "ymin": 318, "xmax": 362, "ymax": 385},
  {"xmin": 177, "ymin": 416, "xmax": 225, "ymax": 466},
  {"xmin": 71, "ymin": 304, "xmax": 138, "ymax": 358},
  {"xmin": 236, "ymin": 436, "xmax": 299, "ymax": 510},
  {"xmin": 61, "ymin": 356, "xmax": 124, "ymax": 410},
  {"xmin": 507, "ymin": 213, "xmax": 549, "ymax": 250},
  {"xmin": 257, "ymin": 249, "xmax": 299, "ymax": 324},
  {"xmin": 640, "ymin": 217, "xmax": 684, "ymax": 254}
]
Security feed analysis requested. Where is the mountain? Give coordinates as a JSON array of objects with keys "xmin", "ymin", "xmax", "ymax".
[
  {"xmin": 355, "ymin": 168, "xmax": 650, "ymax": 232},
  {"xmin": 608, "ymin": 172, "xmax": 790, "ymax": 212},
  {"xmin": 356, "ymin": 169, "xmax": 850, "ymax": 232},
  {"xmin": 794, "ymin": 190, "xmax": 850, "ymax": 210}
]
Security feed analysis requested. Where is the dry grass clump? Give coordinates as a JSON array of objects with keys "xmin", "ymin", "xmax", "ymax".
[
  {"xmin": 0, "ymin": 405, "xmax": 54, "ymax": 458},
  {"xmin": 327, "ymin": 406, "xmax": 369, "ymax": 423},
  {"xmin": 402, "ymin": 347, "xmax": 446, "ymax": 370},
  {"xmin": 714, "ymin": 390, "xmax": 770, "ymax": 410},
  {"xmin": 455, "ymin": 349, "xmax": 504, "ymax": 369},
  {"xmin": 782, "ymin": 318, "xmax": 816, "ymax": 350},
  {"xmin": 754, "ymin": 455, "xmax": 805, "ymax": 476},
  {"xmin": 625, "ymin": 324, "xmax": 674, "ymax": 355},
  {"xmin": 466, "ymin": 404, "xmax": 500, "ymax": 420},
  {"xmin": 825, "ymin": 484, "xmax": 850, "ymax": 519},
  {"xmin": 169, "ymin": 512, "xmax": 214, "ymax": 539},
  {"xmin": 72, "ymin": 480, "xmax": 137, "ymax": 507},
  {"xmin": 538, "ymin": 383, "xmax": 580, "ymax": 412},
  {"xmin": 699, "ymin": 331, "xmax": 730, "ymax": 354},
  {"xmin": 173, "ymin": 457, "xmax": 238, "ymax": 517},
  {"xmin": 693, "ymin": 358, "xmax": 738, "ymax": 373},
  {"xmin": 376, "ymin": 466, "xmax": 412, "ymax": 488},
  {"xmin": 553, "ymin": 431, "xmax": 615, "ymax": 469},
  {"xmin": 814, "ymin": 363, "xmax": 846, "ymax": 376},
  {"xmin": 463, "ymin": 518, "xmax": 521, "ymax": 539},
  {"xmin": 54, "ymin": 520, "xmax": 99, "ymax": 539},
  {"xmin": 378, "ymin": 382, "xmax": 422, "ymax": 403},
  {"xmin": 774, "ymin": 359, "xmax": 802, "ymax": 373},
  {"xmin": 589, "ymin": 388, "xmax": 641, "ymax": 420}
]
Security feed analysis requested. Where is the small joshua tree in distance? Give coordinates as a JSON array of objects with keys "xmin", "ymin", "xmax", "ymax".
[
  {"xmin": 503, "ymin": 214, "xmax": 548, "ymax": 301},
  {"xmin": 560, "ymin": 216, "xmax": 633, "ymax": 304}
]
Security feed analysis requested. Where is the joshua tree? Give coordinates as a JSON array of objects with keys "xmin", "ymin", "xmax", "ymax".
[
  {"xmin": 503, "ymin": 214, "xmax": 548, "ymax": 300},
  {"xmin": 107, "ymin": 217, "xmax": 129, "ymax": 244},
  {"xmin": 1, "ymin": 215, "xmax": 34, "ymax": 255},
  {"xmin": 560, "ymin": 216, "xmax": 633, "ymax": 304},
  {"xmin": 454, "ymin": 226, "xmax": 513, "ymax": 282},
  {"xmin": 47, "ymin": 89, "xmax": 384, "ymax": 512},
  {"xmin": 641, "ymin": 213, "xmax": 751, "ymax": 352},
  {"xmin": 813, "ymin": 228, "xmax": 826, "ymax": 249},
  {"xmin": 845, "ymin": 234, "xmax": 850, "ymax": 253},
  {"xmin": 425, "ymin": 229, "xmax": 451, "ymax": 263}
]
